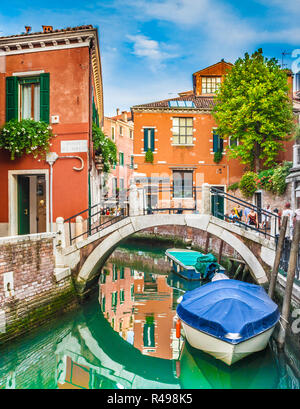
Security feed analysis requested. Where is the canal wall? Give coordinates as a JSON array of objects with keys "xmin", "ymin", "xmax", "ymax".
[{"xmin": 0, "ymin": 233, "xmax": 78, "ymax": 345}]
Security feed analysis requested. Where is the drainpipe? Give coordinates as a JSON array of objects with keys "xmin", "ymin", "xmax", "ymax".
[{"xmin": 46, "ymin": 152, "xmax": 58, "ymax": 232}]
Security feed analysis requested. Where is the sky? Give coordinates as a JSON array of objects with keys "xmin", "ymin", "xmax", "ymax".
[{"xmin": 0, "ymin": 0, "xmax": 300, "ymax": 116}]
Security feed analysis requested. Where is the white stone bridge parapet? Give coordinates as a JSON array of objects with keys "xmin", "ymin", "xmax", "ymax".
[{"xmin": 55, "ymin": 213, "xmax": 276, "ymax": 294}]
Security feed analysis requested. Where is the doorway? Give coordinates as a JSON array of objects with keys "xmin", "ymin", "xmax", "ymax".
[
  {"xmin": 254, "ymin": 191, "xmax": 262, "ymax": 224},
  {"xmin": 9, "ymin": 170, "xmax": 49, "ymax": 236},
  {"xmin": 211, "ymin": 186, "xmax": 225, "ymax": 220},
  {"xmin": 17, "ymin": 175, "xmax": 46, "ymax": 235}
]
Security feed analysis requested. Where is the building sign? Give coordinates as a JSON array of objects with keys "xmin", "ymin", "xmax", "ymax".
[{"xmin": 61, "ymin": 140, "xmax": 88, "ymax": 153}]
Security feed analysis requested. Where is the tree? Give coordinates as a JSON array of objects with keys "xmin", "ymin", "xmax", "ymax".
[{"xmin": 212, "ymin": 49, "xmax": 294, "ymax": 172}]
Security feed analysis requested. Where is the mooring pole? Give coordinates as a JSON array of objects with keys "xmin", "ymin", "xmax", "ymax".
[
  {"xmin": 218, "ymin": 239, "xmax": 224, "ymax": 264},
  {"xmin": 268, "ymin": 216, "xmax": 288, "ymax": 300},
  {"xmin": 205, "ymin": 233, "xmax": 210, "ymax": 254},
  {"xmin": 277, "ymin": 219, "xmax": 300, "ymax": 350}
]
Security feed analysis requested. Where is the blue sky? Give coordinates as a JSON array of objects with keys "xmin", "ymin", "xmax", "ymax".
[{"xmin": 1, "ymin": 0, "xmax": 300, "ymax": 116}]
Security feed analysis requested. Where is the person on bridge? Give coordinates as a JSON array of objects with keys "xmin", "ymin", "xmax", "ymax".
[
  {"xmin": 246, "ymin": 209, "xmax": 258, "ymax": 229},
  {"xmin": 282, "ymin": 202, "xmax": 294, "ymax": 239}
]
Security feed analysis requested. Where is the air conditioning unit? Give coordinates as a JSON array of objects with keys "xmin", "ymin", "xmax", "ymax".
[{"xmin": 134, "ymin": 164, "xmax": 138, "ymax": 169}]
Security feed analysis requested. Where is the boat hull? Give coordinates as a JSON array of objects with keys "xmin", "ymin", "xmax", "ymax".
[{"xmin": 181, "ymin": 321, "xmax": 276, "ymax": 366}]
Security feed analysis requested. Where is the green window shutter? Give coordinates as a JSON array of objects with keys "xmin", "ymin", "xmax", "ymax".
[
  {"xmin": 144, "ymin": 129, "xmax": 148, "ymax": 151},
  {"xmin": 6, "ymin": 76, "xmax": 18, "ymax": 121},
  {"xmin": 213, "ymin": 130, "xmax": 223, "ymax": 153},
  {"xmin": 150, "ymin": 128, "xmax": 155, "ymax": 151},
  {"xmin": 40, "ymin": 73, "xmax": 50, "ymax": 123}
]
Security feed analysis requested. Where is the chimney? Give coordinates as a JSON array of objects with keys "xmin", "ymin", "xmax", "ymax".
[
  {"xmin": 42, "ymin": 25, "xmax": 53, "ymax": 33},
  {"xmin": 116, "ymin": 108, "xmax": 120, "ymax": 116},
  {"xmin": 122, "ymin": 111, "xmax": 128, "ymax": 122},
  {"xmin": 25, "ymin": 26, "xmax": 32, "ymax": 34}
]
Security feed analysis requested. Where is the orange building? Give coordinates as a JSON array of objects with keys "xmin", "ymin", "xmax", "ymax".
[
  {"xmin": 131, "ymin": 60, "xmax": 294, "ymax": 212},
  {"xmin": 0, "ymin": 25, "xmax": 103, "ymax": 236},
  {"xmin": 103, "ymin": 110, "xmax": 134, "ymax": 204}
]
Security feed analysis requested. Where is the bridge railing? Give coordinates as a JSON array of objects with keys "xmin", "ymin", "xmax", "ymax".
[
  {"xmin": 144, "ymin": 186, "xmax": 202, "ymax": 215},
  {"xmin": 64, "ymin": 196, "xmax": 129, "ymax": 245},
  {"xmin": 210, "ymin": 186, "xmax": 280, "ymax": 239}
]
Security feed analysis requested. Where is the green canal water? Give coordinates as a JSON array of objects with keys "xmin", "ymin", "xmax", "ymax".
[{"xmin": 0, "ymin": 240, "xmax": 299, "ymax": 389}]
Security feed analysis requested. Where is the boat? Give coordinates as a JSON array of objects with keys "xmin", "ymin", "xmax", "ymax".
[
  {"xmin": 176, "ymin": 279, "xmax": 280, "ymax": 366},
  {"xmin": 165, "ymin": 248, "xmax": 225, "ymax": 281}
]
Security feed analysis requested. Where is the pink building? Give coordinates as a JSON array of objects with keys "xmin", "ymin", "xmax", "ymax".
[{"xmin": 103, "ymin": 110, "xmax": 134, "ymax": 206}]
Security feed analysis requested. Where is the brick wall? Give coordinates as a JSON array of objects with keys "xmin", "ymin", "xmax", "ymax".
[{"xmin": 0, "ymin": 233, "xmax": 78, "ymax": 345}]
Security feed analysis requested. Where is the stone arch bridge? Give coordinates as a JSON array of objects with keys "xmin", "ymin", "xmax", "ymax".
[{"xmin": 54, "ymin": 213, "xmax": 276, "ymax": 296}]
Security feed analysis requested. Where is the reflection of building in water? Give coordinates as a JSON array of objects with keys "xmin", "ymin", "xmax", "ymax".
[
  {"xmin": 99, "ymin": 263, "xmax": 179, "ymax": 360},
  {"xmin": 99, "ymin": 263, "xmax": 135, "ymax": 343},
  {"xmin": 133, "ymin": 273, "xmax": 176, "ymax": 360}
]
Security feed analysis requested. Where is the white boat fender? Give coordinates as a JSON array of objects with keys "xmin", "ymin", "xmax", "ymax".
[{"xmin": 177, "ymin": 296, "xmax": 183, "ymax": 304}]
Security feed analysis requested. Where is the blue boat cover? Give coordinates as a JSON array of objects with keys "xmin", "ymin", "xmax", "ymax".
[{"xmin": 177, "ymin": 279, "xmax": 280, "ymax": 344}]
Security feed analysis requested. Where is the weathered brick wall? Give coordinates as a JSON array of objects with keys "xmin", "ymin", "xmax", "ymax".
[
  {"xmin": 0, "ymin": 234, "xmax": 78, "ymax": 345},
  {"xmin": 139, "ymin": 225, "xmax": 242, "ymax": 260}
]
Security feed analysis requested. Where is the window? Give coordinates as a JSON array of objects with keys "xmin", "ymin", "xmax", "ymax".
[
  {"xmin": 144, "ymin": 128, "xmax": 155, "ymax": 152},
  {"xmin": 213, "ymin": 129, "xmax": 223, "ymax": 153},
  {"xmin": 19, "ymin": 77, "xmax": 40, "ymax": 121},
  {"xmin": 119, "ymin": 125, "xmax": 123, "ymax": 135},
  {"xmin": 111, "ymin": 292, "xmax": 118, "ymax": 307},
  {"xmin": 101, "ymin": 296, "xmax": 106, "ymax": 312},
  {"xmin": 111, "ymin": 126, "xmax": 115, "ymax": 141},
  {"xmin": 119, "ymin": 152, "xmax": 124, "ymax": 166},
  {"xmin": 172, "ymin": 117, "xmax": 193, "ymax": 145},
  {"xmin": 6, "ymin": 73, "xmax": 50, "ymax": 123},
  {"xmin": 112, "ymin": 178, "xmax": 118, "ymax": 195},
  {"xmin": 112, "ymin": 265, "xmax": 118, "ymax": 281},
  {"xmin": 130, "ymin": 155, "xmax": 134, "ymax": 169},
  {"xmin": 229, "ymin": 136, "xmax": 239, "ymax": 148},
  {"xmin": 130, "ymin": 129, "xmax": 133, "ymax": 139},
  {"xmin": 120, "ymin": 266, "xmax": 125, "ymax": 279},
  {"xmin": 130, "ymin": 268, "xmax": 135, "ymax": 276},
  {"xmin": 173, "ymin": 171, "xmax": 193, "ymax": 198},
  {"xmin": 202, "ymin": 76, "xmax": 221, "ymax": 94},
  {"xmin": 131, "ymin": 284, "xmax": 134, "ymax": 300},
  {"xmin": 120, "ymin": 289, "xmax": 125, "ymax": 304},
  {"xmin": 168, "ymin": 100, "xmax": 195, "ymax": 108},
  {"xmin": 119, "ymin": 178, "xmax": 125, "ymax": 192}
]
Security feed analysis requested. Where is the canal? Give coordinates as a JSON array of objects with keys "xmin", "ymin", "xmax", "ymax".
[{"xmin": 0, "ymin": 238, "xmax": 299, "ymax": 389}]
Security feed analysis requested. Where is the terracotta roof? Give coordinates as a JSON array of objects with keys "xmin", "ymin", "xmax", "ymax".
[
  {"xmin": 109, "ymin": 111, "xmax": 133, "ymax": 121},
  {"xmin": 131, "ymin": 94, "xmax": 215, "ymax": 110},
  {"xmin": 0, "ymin": 25, "xmax": 94, "ymax": 40}
]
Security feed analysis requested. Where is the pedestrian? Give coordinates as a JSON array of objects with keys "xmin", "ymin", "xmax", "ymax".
[
  {"xmin": 229, "ymin": 209, "xmax": 239, "ymax": 224},
  {"xmin": 247, "ymin": 208, "xmax": 258, "ymax": 229},
  {"xmin": 244, "ymin": 206, "xmax": 251, "ymax": 223},
  {"xmin": 282, "ymin": 202, "xmax": 294, "ymax": 239},
  {"xmin": 261, "ymin": 203, "xmax": 271, "ymax": 229}
]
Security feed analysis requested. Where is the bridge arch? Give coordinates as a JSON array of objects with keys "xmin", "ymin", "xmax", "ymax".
[{"xmin": 76, "ymin": 214, "xmax": 271, "ymax": 290}]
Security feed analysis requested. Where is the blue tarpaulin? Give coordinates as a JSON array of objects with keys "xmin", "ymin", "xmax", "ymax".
[{"xmin": 177, "ymin": 279, "xmax": 280, "ymax": 344}]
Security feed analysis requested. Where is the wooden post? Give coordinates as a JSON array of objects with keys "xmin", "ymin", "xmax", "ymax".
[
  {"xmin": 218, "ymin": 239, "xmax": 224, "ymax": 264},
  {"xmin": 205, "ymin": 232, "xmax": 210, "ymax": 254},
  {"xmin": 277, "ymin": 219, "xmax": 300, "ymax": 349},
  {"xmin": 268, "ymin": 216, "xmax": 288, "ymax": 300},
  {"xmin": 234, "ymin": 263, "xmax": 243, "ymax": 280}
]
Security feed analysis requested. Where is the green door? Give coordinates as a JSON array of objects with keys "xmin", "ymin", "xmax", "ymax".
[
  {"xmin": 211, "ymin": 187, "xmax": 224, "ymax": 220},
  {"xmin": 18, "ymin": 176, "xmax": 30, "ymax": 235}
]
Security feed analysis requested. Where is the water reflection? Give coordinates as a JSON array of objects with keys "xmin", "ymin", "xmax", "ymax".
[{"xmin": 0, "ymin": 246, "xmax": 299, "ymax": 389}]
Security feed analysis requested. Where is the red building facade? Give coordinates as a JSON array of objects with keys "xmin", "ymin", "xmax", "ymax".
[{"xmin": 0, "ymin": 25, "xmax": 103, "ymax": 236}]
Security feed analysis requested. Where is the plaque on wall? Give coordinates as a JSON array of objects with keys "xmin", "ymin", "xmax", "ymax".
[{"xmin": 61, "ymin": 140, "xmax": 88, "ymax": 153}]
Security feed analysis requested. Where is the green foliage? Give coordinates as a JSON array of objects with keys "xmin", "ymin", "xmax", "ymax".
[
  {"xmin": 0, "ymin": 119, "xmax": 53, "ymax": 160},
  {"xmin": 213, "ymin": 151, "xmax": 223, "ymax": 163},
  {"xmin": 227, "ymin": 182, "xmax": 239, "ymax": 191},
  {"xmin": 239, "ymin": 172, "xmax": 258, "ymax": 198},
  {"xmin": 145, "ymin": 149, "xmax": 154, "ymax": 163},
  {"xmin": 270, "ymin": 161, "xmax": 292, "ymax": 195},
  {"xmin": 92, "ymin": 123, "xmax": 117, "ymax": 172},
  {"xmin": 257, "ymin": 168, "xmax": 274, "ymax": 191},
  {"xmin": 213, "ymin": 49, "xmax": 294, "ymax": 171}
]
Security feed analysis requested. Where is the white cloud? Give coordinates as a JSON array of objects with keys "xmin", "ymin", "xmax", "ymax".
[{"xmin": 126, "ymin": 34, "xmax": 178, "ymax": 70}]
